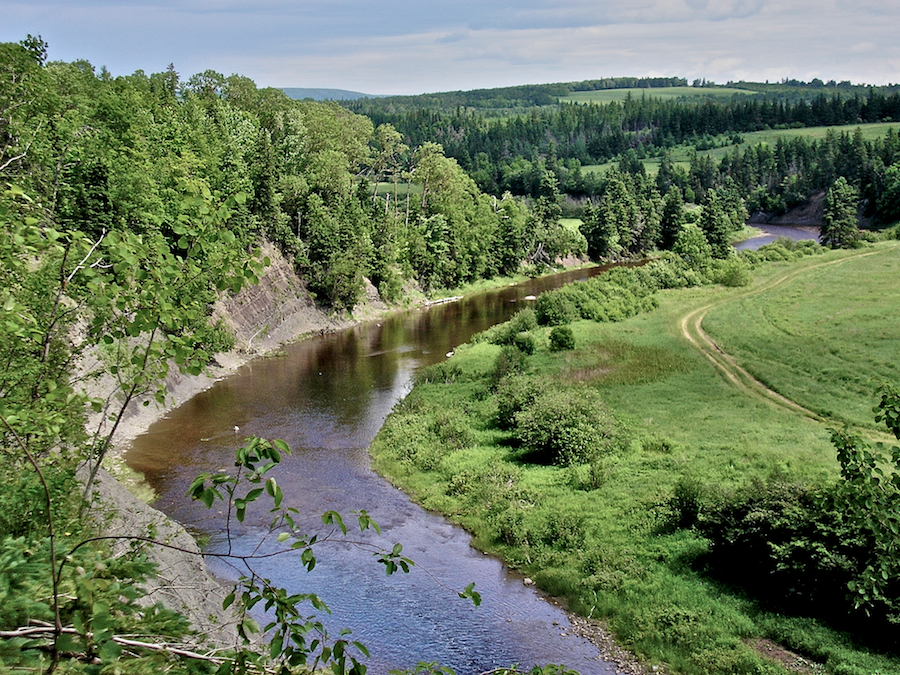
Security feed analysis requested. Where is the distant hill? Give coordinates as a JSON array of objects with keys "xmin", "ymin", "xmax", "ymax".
[{"xmin": 281, "ymin": 87, "xmax": 382, "ymax": 101}]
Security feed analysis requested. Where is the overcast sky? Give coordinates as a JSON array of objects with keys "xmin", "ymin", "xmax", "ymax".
[{"xmin": 4, "ymin": 1, "xmax": 899, "ymax": 95}]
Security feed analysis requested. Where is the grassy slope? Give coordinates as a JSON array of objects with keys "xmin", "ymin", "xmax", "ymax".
[
  {"xmin": 560, "ymin": 87, "xmax": 758, "ymax": 104},
  {"xmin": 702, "ymin": 244, "xmax": 900, "ymax": 429},
  {"xmin": 369, "ymin": 242, "xmax": 900, "ymax": 675},
  {"xmin": 582, "ymin": 121, "xmax": 900, "ymax": 177}
]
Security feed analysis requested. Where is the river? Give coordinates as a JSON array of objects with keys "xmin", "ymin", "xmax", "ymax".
[
  {"xmin": 735, "ymin": 223, "xmax": 820, "ymax": 250},
  {"xmin": 126, "ymin": 265, "xmax": 621, "ymax": 675}
]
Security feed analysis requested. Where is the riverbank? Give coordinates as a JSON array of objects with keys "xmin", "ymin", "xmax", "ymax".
[
  {"xmin": 367, "ymin": 243, "xmax": 900, "ymax": 675},
  {"xmin": 103, "ymin": 243, "xmax": 591, "ymax": 474},
  {"xmin": 95, "ymin": 244, "xmax": 679, "ymax": 673}
]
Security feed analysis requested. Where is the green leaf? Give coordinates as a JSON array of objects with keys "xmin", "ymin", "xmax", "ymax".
[
  {"xmin": 322, "ymin": 510, "xmax": 348, "ymax": 534},
  {"xmin": 99, "ymin": 639, "xmax": 122, "ymax": 662},
  {"xmin": 459, "ymin": 582, "xmax": 482, "ymax": 607},
  {"xmin": 201, "ymin": 490, "xmax": 215, "ymax": 509}
]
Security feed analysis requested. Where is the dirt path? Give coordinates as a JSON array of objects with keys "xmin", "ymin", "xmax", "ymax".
[{"xmin": 678, "ymin": 245, "xmax": 895, "ymax": 434}]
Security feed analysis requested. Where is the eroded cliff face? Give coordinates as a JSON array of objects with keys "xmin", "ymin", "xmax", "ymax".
[
  {"xmin": 748, "ymin": 191, "xmax": 826, "ymax": 226},
  {"xmin": 212, "ymin": 241, "xmax": 362, "ymax": 355},
  {"xmin": 80, "ymin": 464, "xmax": 244, "ymax": 648},
  {"xmin": 80, "ymin": 240, "xmax": 392, "ymax": 645},
  {"xmin": 93, "ymin": 241, "xmax": 390, "ymax": 459}
]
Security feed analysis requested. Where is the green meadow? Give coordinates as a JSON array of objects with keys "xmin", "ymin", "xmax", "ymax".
[
  {"xmin": 581, "ymin": 121, "xmax": 900, "ymax": 179},
  {"xmin": 703, "ymin": 244, "xmax": 900, "ymax": 430},
  {"xmin": 560, "ymin": 87, "xmax": 758, "ymax": 104},
  {"xmin": 369, "ymin": 241, "xmax": 900, "ymax": 675},
  {"xmin": 699, "ymin": 121, "xmax": 900, "ymax": 162}
]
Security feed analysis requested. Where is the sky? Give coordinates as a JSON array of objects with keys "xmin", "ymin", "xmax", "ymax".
[{"xmin": 4, "ymin": 1, "xmax": 900, "ymax": 96}]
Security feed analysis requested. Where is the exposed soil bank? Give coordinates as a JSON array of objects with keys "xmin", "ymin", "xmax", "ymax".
[
  {"xmin": 83, "ymin": 242, "xmax": 397, "ymax": 647},
  {"xmin": 101, "ymin": 242, "xmax": 391, "ymax": 463}
]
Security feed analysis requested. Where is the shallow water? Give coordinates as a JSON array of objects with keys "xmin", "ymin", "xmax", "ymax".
[{"xmin": 735, "ymin": 224, "xmax": 819, "ymax": 250}]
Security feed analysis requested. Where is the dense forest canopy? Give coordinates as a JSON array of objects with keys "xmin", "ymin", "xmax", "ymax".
[
  {"xmin": 0, "ymin": 38, "xmax": 584, "ymax": 318},
  {"xmin": 346, "ymin": 81, "xmax": 900, "ymax": 218}
]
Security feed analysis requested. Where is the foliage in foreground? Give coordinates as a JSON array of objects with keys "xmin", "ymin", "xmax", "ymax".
[
  {"xmin": 0, "ymin": 180, "xmax": 555, "ymax": 674},
  {"xmin": 670, "ymin": 384, "xmax": 900, "ymax": 636}
]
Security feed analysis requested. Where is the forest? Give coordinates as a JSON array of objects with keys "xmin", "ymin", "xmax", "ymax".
[{"xmin": 2, "ymin": 31, "xmax": 900, "ymax": 675}]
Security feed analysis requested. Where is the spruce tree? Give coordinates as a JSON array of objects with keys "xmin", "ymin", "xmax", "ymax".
[{"xmin": 821, "ymin": 177, "xmax": 860, "ymax": 248}]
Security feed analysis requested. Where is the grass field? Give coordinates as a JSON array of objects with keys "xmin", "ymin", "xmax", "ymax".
[
  {"xmin": 560, "ymin": 87, "xmax": 758, "ymax": 104},
  {"xmin": 702, "ymin": 244, "xmax": 900, "ymax": 430},
  {"xmin": 369, "ymin": 241, "xmax": 900, "ymax": 675},
  {"xmin": 581, "ymin": 121, "xmax": 900, "ymax": 180},
  {"xmin": 699, "ymin": 121, "xmax": 900, "ymax": 162}
]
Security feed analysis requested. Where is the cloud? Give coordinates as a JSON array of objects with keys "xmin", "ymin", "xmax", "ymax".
[
  {"xmin": 850, "ymin": 42, "xmax": 875, "ymax": 54},
  {"xmin": 3, "ymin": 0, "xmax": 899, "ymax": 93}
]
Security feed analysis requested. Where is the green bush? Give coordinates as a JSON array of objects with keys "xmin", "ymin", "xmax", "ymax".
[
  {"xmin": 490, "ymin": 507, "xmax": 529, "ymax": 546},
  {"xmin": 428, "ymin": 407, "xmax": 477, "ymax": 450},
  {"xmin": 692, "ymin": 478, "xmax": 868, "ymax": 622},
  {"xmin": 666, "ymin": 476, "xmax": 706, "ymax": 529},
  {"xmin": 495, "ymin": 374, "xmax": 546, "ymax": 430},
  {"xmin": 533, "ymin": 267, "xmax": 662, "ymax": 327},
  {"xmin": 710, "ymin": 257, "xmax": 752, "ymax": 287},
  {"xmin": 535, "ymin": 291, "xmax": 579, "ymax": 326},
  {"xmin": 513, "ymin": 331, "xmax": 536, "ymax": 355},
  {"xmin": 490, "ymin": 345, "xmax": 529, "ymax": 389},
  {"xmin": 549, "ymin": 325, "xmax": 576, "ymax": 351},
  {"xmin": 375, "ymin": 396, "xmax": 475, "ymax": 469},
  {"xmin": 513, "ymin": 386, "xmax": 617, "ymax": 465},
  {"xmin": 474, "ymin": 308, "xmax": 538, "ymax": 346},
  {"xmin": 538, "ymin": 510, "xmax": 585, "ymax": 550}
]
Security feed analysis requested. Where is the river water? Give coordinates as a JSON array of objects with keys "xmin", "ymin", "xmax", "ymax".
[
  {"xmin": 735, "ymin": 224, "xmax": 820, "ymax": 250},
  {"xmin": 126, "ymin": 266, "xmax": 620, "ymax": 675}
]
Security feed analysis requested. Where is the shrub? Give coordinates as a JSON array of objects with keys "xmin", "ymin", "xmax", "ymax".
[
  {"xmin": 549, "ymin": 325, "xmax": 576, "ymax": 352},
  {"xmin": 514, "ymin": 386, "xmax": 617, "ymax": 465},
  {"xmin": 476, "ymin": 308, "xmax": 539, "ymax": 346},
  {"xmin": 666, "ymin": 476, "xmax": 706, "ymax": 529},
  {"xmin": 490, "ymin": 345, "xmax": 529, "ymax": 389},
  {"xmin": 490, "ymin": 507, "xmax": 529, "ymax": 547},
  {"xmin": 513, "ymin": 331, "xmax": 536, "ymax": 355},
  {"xmin": 535, "ymin": 290, "xmax": 579, "ymax": 326},
  {"xmin": 428, "ymin": 407, "xmax": 477, "ymax": 450},
  {"xmin": 495, "ymin": 374, "xmax": 546, "ymax": 430},
  {"xmin": 538, "ymin": 511, "xmax": 585, "ymax": 550},
  {"xmin": 710, "ymin": 257, "xmax": 751, "ymax": 287},
  {"xmin": 693, "ymin": 478, "xmax": 868, "ymax": 622}
]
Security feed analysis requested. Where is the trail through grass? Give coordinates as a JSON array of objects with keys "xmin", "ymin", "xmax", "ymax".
[
  {"xmin": 701, "ymin": 243, "xmax": 900, "ymax": 432},
  {"xmin": 369, "ymin": 241, "xmax": 900, "ymax": 675}
]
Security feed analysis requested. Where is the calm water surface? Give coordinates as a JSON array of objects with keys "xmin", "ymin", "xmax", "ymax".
[
  {"xmin": 736, "ymin": 224, "xmax": 819, "ymax": 250},
  {"xmin": 127, "ymin": 267, "xmax": 619, "ymax": 675}
]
